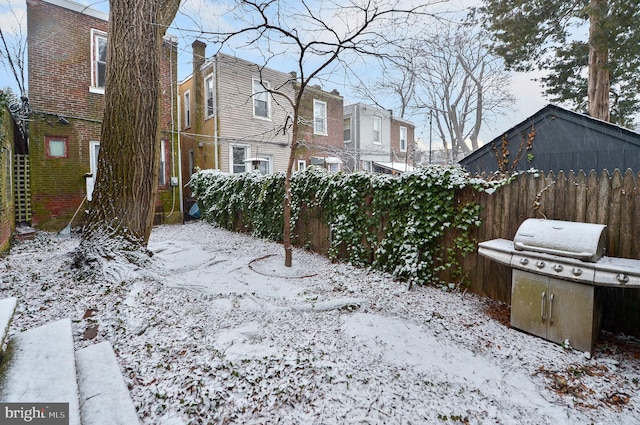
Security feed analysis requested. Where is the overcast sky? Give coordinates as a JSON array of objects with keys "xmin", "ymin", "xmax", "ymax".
[{"xmin": 0, "ymin": 0, "xmax": 547, "ymax": 147}]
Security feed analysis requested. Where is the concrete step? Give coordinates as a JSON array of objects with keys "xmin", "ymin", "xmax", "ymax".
[
  {"xmin": 0, "ymin": 318, "xmax": 81, "ymax": 425},
  {"xmin": 0, "ymin": 297, "xmax": 17, "ymax": 351},
  {"xmin": 76, "ymin": 341, "xmax": 140, "ymax": 425}
]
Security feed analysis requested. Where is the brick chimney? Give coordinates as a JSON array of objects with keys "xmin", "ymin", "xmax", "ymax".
[{"xmin": 191, "ymin": 40, "xmax": 206, "ymax": 137}]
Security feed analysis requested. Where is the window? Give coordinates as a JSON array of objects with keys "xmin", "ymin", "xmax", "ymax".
[
  {"xmin": 373, "ymin": 116, "xmax": 382, "ymax": 144},
  {"xmin": 253, "ymin": 79, "xmax": 270, "ymax": 119},
  {"xmin": 257, "ymin": 154, "xmax": 273, "ymax": 175},
  {"xmin": 87, "ymin": 141, "xmax": 101, "ymax": 201},
  {"xmin": 159, "ymin": 139, "xmax": 169, "ymax": 187},
  {"xmin": 297, "ymin": 159, "xmax": 306, "ymax": 171},
  {"xmin": 205, "ymin": 74, "xmax": 214, "ymax": 118},
  {"xmin": 189, "ymin": 149, "xmax": 195, "ymax": 176},
  {"xmin": 313, "ymin": 100, "xmax": 327, "ymax": 135},
  {"xmin": 343, "ymin": 117, "xmax": 351, "ymax": 142},
  {"xmin": 184, "ymin": 90, "xmax": 191, "ymax": 128},
  {"xmin": 400, "ymin": 126, "xmax": 407, "ymax": 152},
  {"xmin": 91, "ymin": 29, "xmax": 107, "ymax": 93},
  {"xmin": 231, "ymin": 145, "xmax": 249, "ymax": 173},
  {"xmin": 45, "ymin": 136, "xmax": 67, "ymax": 158}
]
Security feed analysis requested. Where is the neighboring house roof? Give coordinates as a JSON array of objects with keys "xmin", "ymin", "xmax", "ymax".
[
  {"xmin": 459, "ymin": 104, "xmax": 640, "ymax": 174},
  {"xmin": 43, "ymin": 0, "xmax": 108, "ymax": 20}
]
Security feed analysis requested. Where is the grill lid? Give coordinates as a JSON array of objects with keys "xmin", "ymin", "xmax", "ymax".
[{"xmin": 513, "ymin": 219, "xmax": 606, "ymax": 262}]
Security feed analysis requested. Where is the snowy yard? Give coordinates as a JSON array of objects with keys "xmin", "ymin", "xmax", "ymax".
[{"xmin": 1, "ymin": 221, "xmax": 640, "ymax": 424}]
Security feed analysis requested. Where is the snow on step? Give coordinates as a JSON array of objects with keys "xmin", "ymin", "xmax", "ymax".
[
  {"xmin": 0, "ymin": 318, "xmax": 80, "ymax": 425},
  {"xmin": 76, "ymin": 341, "xmax": 140, "ymax": 425},
  {"xmin": 0, "ymin": 297, "xmax": 17, "ymax": 350}
]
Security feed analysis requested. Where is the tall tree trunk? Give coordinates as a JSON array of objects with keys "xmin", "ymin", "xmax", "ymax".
[
  {"xmin": 587, "ymin": 0, "xmax": 610, "ymax": 121},
  {"xmin": 77, "ymin": 0, "xmax": 180, "ymax": 267}
]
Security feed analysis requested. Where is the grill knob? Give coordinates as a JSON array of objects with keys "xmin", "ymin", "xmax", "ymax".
[
  {"xmin": 536, "ymin": 261, "xmax": 545, "ymax": 269},
  {"xmin": 553, "ymin": 264, "xmax": 563, "ymax": 272},
  {"xmin": 519, "ymin": 258, "xmax": 529, "ymax": 265},
  {"xmin": 572, "ymin": 268, "xmax": 583, "ymax": 276},
  {"xmin": 617, "ymin": 274, "xmax": 630, "ymax": 284}
]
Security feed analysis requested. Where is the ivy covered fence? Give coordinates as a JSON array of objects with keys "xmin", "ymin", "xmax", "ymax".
[{"xmin": 190, "ymin": 166, "xmax": 503, "ymax": 287}]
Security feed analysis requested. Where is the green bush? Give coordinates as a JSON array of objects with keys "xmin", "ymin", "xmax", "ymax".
[{"xmin": 190, "ymin": 166, "xmax": 503, "ymax": 286}]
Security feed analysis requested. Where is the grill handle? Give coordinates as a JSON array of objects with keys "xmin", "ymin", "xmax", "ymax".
[
  {"xmin": 514, "ymin": 242, "xmax": 595, "ymax": 261},
  {"xmin": 549, "ymin": 293, "xmax": 554, "ymax": 326},
  {"xmin": 541, "ymin": 292, "xmax": 546, "ymax": 323}
]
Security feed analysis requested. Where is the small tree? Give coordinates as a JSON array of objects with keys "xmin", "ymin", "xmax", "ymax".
[{"xmin": 203, "ymin": 0, "xmax": 438, "ymax": 266}]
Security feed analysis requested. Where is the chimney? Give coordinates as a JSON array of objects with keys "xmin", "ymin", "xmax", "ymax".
[
  {"xmin": 192, "ymin": 40, "xmax": 206, "ymax": 74},
  {"xmin": 192, "ymin": 40, "xmax": 206, "ymax": 140}
]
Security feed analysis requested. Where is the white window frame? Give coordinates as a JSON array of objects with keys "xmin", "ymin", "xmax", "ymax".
[
  {"xmin": 313, "ymin": 99, "xmax": 327, "ymax": 135},
  {"xmin": 159, "ymin": 140, "xmax": 168, "ymax": 187},
  {"xmin": 400, "ymin": 126, "xmax": 407, "ymax": 152},
  {"xmin": 90, "ymin": 29, "xmax": 107, "ymax": 94},
  {"xmin": 373, "ymin": 116, "xmax": 382, "ymax": 145},
  {"xmin": 257, "ymin": 154, "xmax": 273, "ymax": 175},
  {"xmin": 297, "ymin": 159, "xmax": 306, "ymax": 171},
  {"xmin": 87, "ymin": 141, "xmax": 101, "ymax": 201},
  {"xmin": 343, "ymin": 117, "xmax": 351, "ymax": 142},
  {"xmin": 252, "ymin": 78, "xmax": 271, "ymax": 120},
  {"xmin": 204, "ymin": 74, "xmax": 214, "ymax": 119},
  {"xmin": 230, "ymin": 144, "xmax": 250, "ymax": 174},
  {"xmin": 184, "ymin": 90, "xmax": 191, "ymax": 128}
]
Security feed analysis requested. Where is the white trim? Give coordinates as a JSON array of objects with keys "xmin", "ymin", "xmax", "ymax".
[
  {"xmin": 183, "ymin": 90, "xmax": 191, "ymax": 128},
  {"xmin": 252, "ymin": 78, "xmax": 271, "ymax": 120},
  {"xmin": 230, "ymin": 144, "xmax": 251, "ymax": 173},
  {"xmin": 87, "ymin": 141, "xmax": 101, "ymax": 201},
  {"xmin": 90, "ymin": 29, "xmax": 107, "ymax": 93},
  {"xmin": 204, "ymin": 73, "xmax": 214, "ymax": 119},
  {"xmin": 297, "ymin": 159, "xmax": 306, "ymax": 171},
  {"xmin": 400, "ymin": 126, "xmax": 407, "ymax": 152},
  {"xmin": 313, "ymin": 99, "xmax": 328, "ymax": 135},
  {"xmin": 373, "ymin": 115, "xmax": 382, "ymax": 145},
  {"xmin": 43, "ymin": 0, "xmax": 108, "ymax": 21}
]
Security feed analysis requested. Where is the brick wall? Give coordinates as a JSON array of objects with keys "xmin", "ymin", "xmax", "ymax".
[
  {"xmin": 0, "ymin": 105, "xmax": 16, "ymax": 251},
  {"xmin": 390, "ymin": 117, "xmax": 416, "ymax": 166},
  {"xmin": 27, "ymin": 0, "xmax": 181, "ymax": 229},
  {"xmin": 296, "ymin": 84, "xmax": 344, "ymax": 167}
]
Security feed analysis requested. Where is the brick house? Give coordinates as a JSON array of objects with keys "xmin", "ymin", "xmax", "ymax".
[
  {"xmin": 26, "ymin": 0, "xmax": 181, "ymax": 231},
  {"xmin": 0, "ymin": 102, "xmax": 17, "ymax": 251},
  {"xmin": 294, "ymin": 83, "xmax": 344, "ymax": 172}
]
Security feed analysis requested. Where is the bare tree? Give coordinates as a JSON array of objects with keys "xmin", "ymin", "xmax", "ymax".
[
  {"xmin": 200, "ymin": 0, "xmax": 440, "ymax": 266},
  {"xmin": 415, "ymin": 26, "xmax": 514, "ymax": 161},
  {"xmin": 75, "ymin": 0, "xmax": 180, "ymax": 271},
  {"xmin": 0, "ymin": 1, "xmax": 27, "ymax": 95}
]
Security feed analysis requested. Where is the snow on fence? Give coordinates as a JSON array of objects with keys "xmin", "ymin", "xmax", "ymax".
[{"xmin": 292, "ymin": 168, "xmax": 640, "ymax": 339}]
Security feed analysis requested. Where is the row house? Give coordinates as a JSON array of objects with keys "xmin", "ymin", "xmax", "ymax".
[
  {"xmin": 178, "ymin": 41, "xmax": 345, "ymax": 204},
  {"xmin": 343, "ymin": 103, "xmax": 416, "ymax": 174},
  {"xmin": 26, "ymin": 0, "xmax": 181, "ymax": 231}
]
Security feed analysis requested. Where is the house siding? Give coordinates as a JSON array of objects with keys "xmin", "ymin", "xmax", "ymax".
[
  {"xmin": 460, "ymin": 104, "xmax": 640, "ymax": 174},
  {"xmin": 27, "ymin": 0, "xmax": 181, "ymax": 230},
  {"xmin": 390, "ymin": 117, "xmax": 416, "ymax": 166}
]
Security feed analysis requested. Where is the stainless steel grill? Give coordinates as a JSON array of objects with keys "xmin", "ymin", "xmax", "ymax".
[{"xmin": 479, "ymin": 218, "xmax": 640, "ymax": 353}]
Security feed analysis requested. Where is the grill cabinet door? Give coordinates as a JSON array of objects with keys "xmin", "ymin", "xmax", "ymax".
[
  {"xmin": 511, "ymin": 269, "xmax": 548, "ymax": 340},
  {"xmin": 546, "ymin": 277, "xmax": 595, "ymax": 353}
]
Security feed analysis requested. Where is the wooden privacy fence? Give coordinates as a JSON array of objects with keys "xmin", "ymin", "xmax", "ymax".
[
  {"xmin": 293, "ymin": 168, "xmax": 640, "ymax": 338},
  {"xmin": 454, "ymin": 168, "xmax": 640, "ymax": 338}
]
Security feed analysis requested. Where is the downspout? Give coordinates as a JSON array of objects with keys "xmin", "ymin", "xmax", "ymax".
[
  {"xmin": 176, "ymin": 71, "xmax": 184, "ymax": 218},
  {"xmin": 168, "ymin": 39, "xmax": 177, "ymax": 217}
]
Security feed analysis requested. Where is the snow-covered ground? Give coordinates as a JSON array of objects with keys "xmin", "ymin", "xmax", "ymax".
[{"xmin": 1, "ymin": 221, "xmax": 640, "ymax": 424}]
